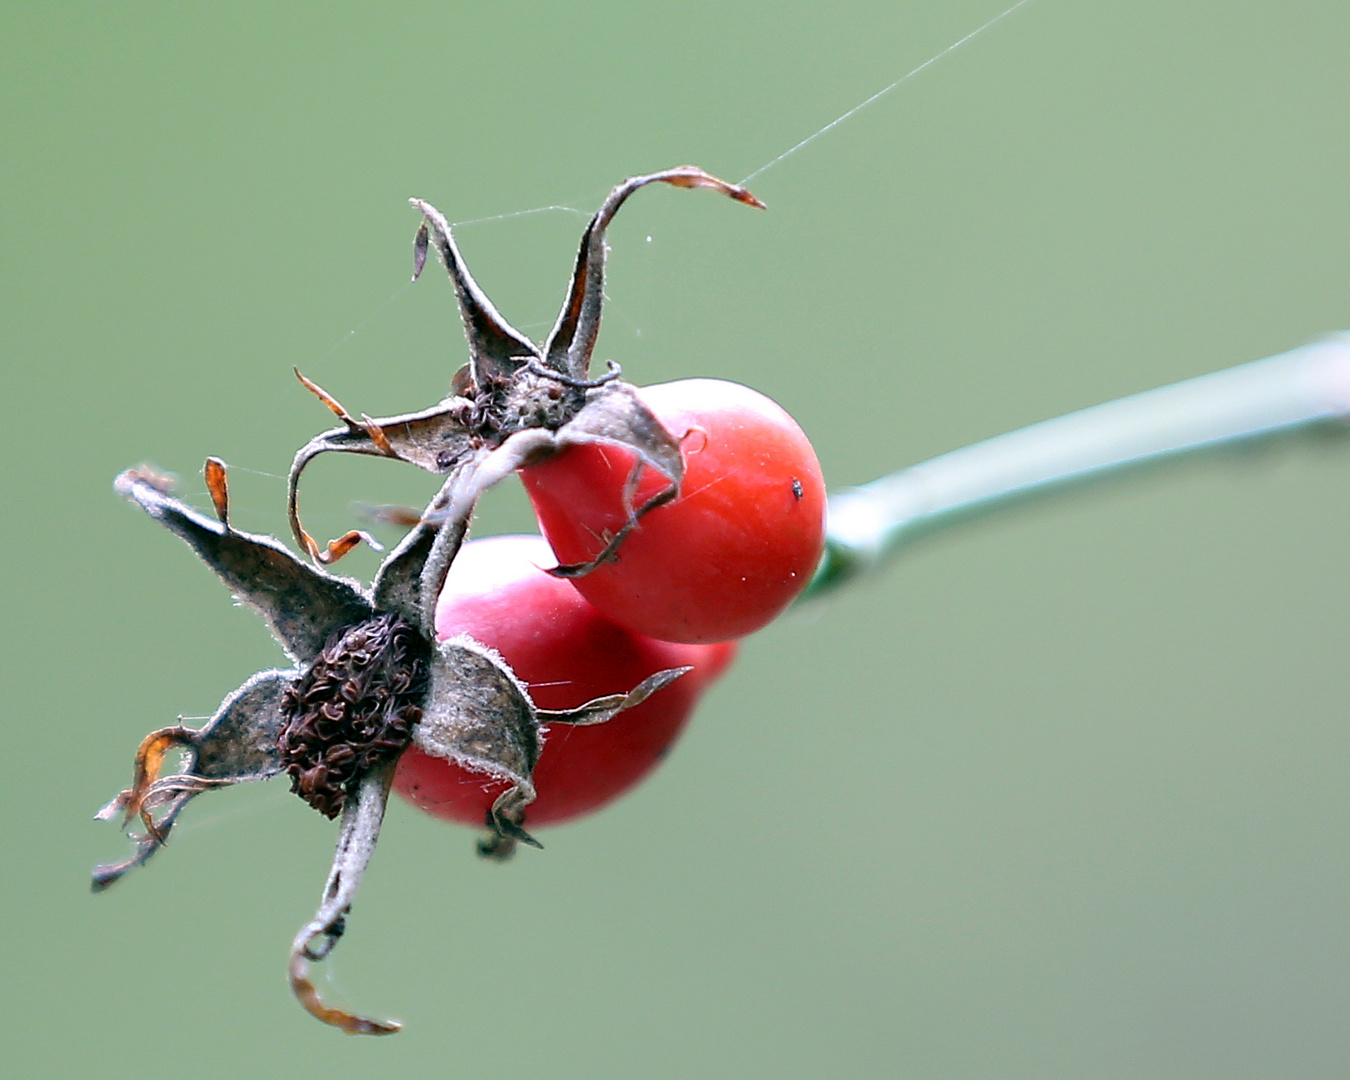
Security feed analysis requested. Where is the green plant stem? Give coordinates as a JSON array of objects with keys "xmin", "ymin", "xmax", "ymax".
[{"xmin": 801, "ymin": 334, "xmax": 1350, "ymax": 601}]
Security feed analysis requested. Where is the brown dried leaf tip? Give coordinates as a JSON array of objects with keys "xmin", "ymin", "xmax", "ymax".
[{"xmin": 97, "ymin": 462, "xmax": 690, "ymax": 1036}]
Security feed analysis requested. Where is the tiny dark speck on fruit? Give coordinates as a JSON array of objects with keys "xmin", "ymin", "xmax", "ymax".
[{"xmin": 791, "ymin": 478, "xmax": 804, "ymax": 499}]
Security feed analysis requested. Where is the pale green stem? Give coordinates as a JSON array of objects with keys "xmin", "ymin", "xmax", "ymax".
[{"xmin": 801, "ymin": 334, "xmax": 1350, "ymax": 601}]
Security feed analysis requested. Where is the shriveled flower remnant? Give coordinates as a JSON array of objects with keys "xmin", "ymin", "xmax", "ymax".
[
  {"xmin": 280, "ymin": 612, "xmax": 430, "ymax": 819},
  {"xmin": 94, "ymin": 168, "xmax": 763, "ymax": 1034}
]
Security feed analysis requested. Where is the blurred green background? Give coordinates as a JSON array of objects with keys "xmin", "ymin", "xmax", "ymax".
[{"xmin": 5, "ymin": 1, "xmax": 1350, "ymax": 1075}]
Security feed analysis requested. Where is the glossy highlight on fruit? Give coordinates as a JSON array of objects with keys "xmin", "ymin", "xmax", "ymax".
[
  {"xmin": 521, "ymin": 378, "xmax": 826, "ymax": 644},
  {"xmin": 393, "ymin": 535, "xmax": 736, "ymax": 828}
]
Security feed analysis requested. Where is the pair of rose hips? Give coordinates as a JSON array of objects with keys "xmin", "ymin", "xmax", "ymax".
[
  {"xmin": 97, "ymin": 166, "xmax": 825, "ymax": 1034},
  {"xmin": 402, "ymin": 375, "xmax": 826, "ymax": 828}
]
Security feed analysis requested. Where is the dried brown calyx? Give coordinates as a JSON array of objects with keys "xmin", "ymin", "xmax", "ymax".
[
  {"xmin": 286, "ymin": 165, "xmax": 763, "ymax": 571},
  {"xmin": 279, "ymin": 613, "xmax": 431, "ymax": 818},
  {"xmin": 94, "ymin": 165, "xmax": 760, "ymax": 1036},
  {"xmin": 96, "ymin": 463, "xmax": 690, "ymax": 1035}
]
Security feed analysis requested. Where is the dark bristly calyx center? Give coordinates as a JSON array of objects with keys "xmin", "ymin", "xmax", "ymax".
[{"xmin": 279, "ymin": 613, "xmax": 432, "ymax": 818}]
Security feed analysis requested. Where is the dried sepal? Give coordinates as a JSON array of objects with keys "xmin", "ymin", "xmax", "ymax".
[
  {"xmin": 413, "ymin": 635, "xmax": 547, "ymax": 847},
  {"xmin": 287, "ymin": 405, "xmax": 476, "ymax": 562},
  {"xmin": 410, "ymin": 385, "xmax": 691, "ymax": 590},
  {"xmin": 115, "ymin": 467, "xmax": 372, "ymax": 664},
  {"xmin": 93, "ymin": 784, "xmax": 195, "ymax": 891},
  {"xmin": 204, "ymin": 456, "xmax": 230, "ymax": 527},
  {"xmin": 409, "ymin": 430, "xmax": 577, "ymax": 630},
  {"xmin": 368, "ymin": 452, "xmax": 490, "ymax": 633},
  {"xmin": 369, "ymin": 489, "xmax": 451, "ymax": 628},
  {"xmin": 540, "ymin": 666, "xmax": 693, "ymax": 725},
  {"xmin": 291, "ymin": 370, "xmax": 402, "ymax": 460},
  {"xmin": 287, "ymin": 371, "xmax": 476, "ymax": 562},
  {"xmin": 288, "ymin": 763, "xmax": 402, "ymax": 1035},
  {"xmin": 93, "ymin": 669, "xmax": 293, "ymax": 890},
  {"xmin": 207, "ymin": 447, "xmax": 380, "ymax": 567},
  {"xmin": 523, "ymin": 356, "xmax": 623, "ymax": 390},
  {"xmin": 542, "ymin": 166, "xmax": 764, "ymax": 380},
  {"xmin": 98, "ymin": 724, "xmax": 197, "ymax": 839},
  {"xmin": 293, "ymin": 368, "xmax": 371, "ymax": 442},
  {"xmin": 415, "ymin": 635, "xmax": 693, "ymax": 851},
  {"xmin": 324, "ymin": 529, "xmax": 386, "ymax": 564},
  {"xmin": 473, "ymin": 666, "xmax": 691, "ymax": 855},
  {"xmin": 545, "ymin": 473, "xmax": 677, "ymax": 579},
  {"xmin": 408, "ymin": 196, "xmax": 540, "ymax": 384},
  {"xmin": 539, "ymin": 381, "xmax": 690, "ymax": 577},
  {"xmin": 559, "ymin": 381, "xmax": 685, "ymax": 487},
  {"xmin": 290, "ymin": 397, "xmax": 477, "ymax": 478}
]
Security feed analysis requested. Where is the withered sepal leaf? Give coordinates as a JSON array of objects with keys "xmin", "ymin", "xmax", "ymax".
[
  {"xmin": 92, "ymin": 668, "xmax": 292, "ymax": 891},
  {"xmin": 415, "ymin": 635, "xmax": 692, "ymax": 855},
  {"xmin": 114, "ymin": 468, "xmax": 372, "ymax": 664}
]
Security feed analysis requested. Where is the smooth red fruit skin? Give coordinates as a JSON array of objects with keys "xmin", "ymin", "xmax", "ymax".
[
  {"xmin": 520, "ymin": 378, "xmax": 826, "ymax": 644},
  {"xmin": 392, "ymin": 535, "xmax": 736, "ymax": 829}
]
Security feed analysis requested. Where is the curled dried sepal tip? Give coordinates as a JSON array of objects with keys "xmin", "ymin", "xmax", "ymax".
[
  {"xmin": 412, "ymin": 220, "xmax": 429, "ymax": 282},
  {"xmin": 359, "ymin": 504, "xmax": 425, "ymax": 528},
  {"xmin": 545, "ymin": 465, "xmax": 678, "ymax": 579},
  {"xmin": 120, "ymin": 463, "xmax": 178, "ymax": 494},
  {"xmin": 652, "ymin": 165, "xmax": 766, "ymax": 209},
  {"xmin": 289, "ymin": 960, "xmax": 402, "ymax": 1036},
  {"xmin": 539, "ymin": 167, "xmax": 763, "ymax": 382},
  {"xmin": 309, "ymin": 528, "xmax": 384, "ymax": 565},
  {"xmin": 293, "ymin": 368, "xmax": 399, "ymax": 459},
  {"xmin": 91, "ymin": 668, "xmax": 293, "ymax": 891},
  {"xmin": 288, "ymin": 370, "xmax": 397, "ymax": 562},
  {"xmin": 204, "ymin": 457, "xmax": 230, "ymax": 527},
  {"xmin": 288, "ymin": 765, "xmax": 403, "ymax": 1035},
  {"xmin": 95, "ymin": 724, "xmax": 200, "ymax": 839}
]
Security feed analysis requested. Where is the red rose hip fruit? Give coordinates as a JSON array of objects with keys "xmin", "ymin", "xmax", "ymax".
[
  {"xmin": 520, "ymin": 378, "xmax": 826, "ymax": 644},
  {"xmin": 393, "ymin": 535, "xmax": 736, "ymax": 828}
]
